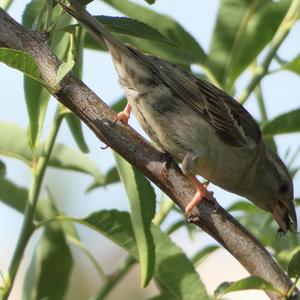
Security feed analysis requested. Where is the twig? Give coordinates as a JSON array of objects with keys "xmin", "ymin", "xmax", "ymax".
[
  {"xmin": 91, "ymin": 256, "xmax": 136, "ymax": 300},
  {"xmin": 255, "ymin": 84, "xmax": 268, "ymax": 122}
]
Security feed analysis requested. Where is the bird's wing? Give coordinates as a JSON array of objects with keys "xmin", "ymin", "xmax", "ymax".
[{"xmin": 129, "ymin": 48, "xmax": 261, "ymax": 147}]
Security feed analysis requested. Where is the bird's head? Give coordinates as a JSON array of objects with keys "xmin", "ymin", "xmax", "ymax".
[{"xmin": 249, "ymin": 146, "xmax": 297, "ymax": 234}]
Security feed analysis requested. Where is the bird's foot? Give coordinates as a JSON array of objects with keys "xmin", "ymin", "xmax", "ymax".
[
  {"xmin": 114, "ymin": 102, "xmax": 132, "ymax": 125},
  {"xmin": 185, "ymin": 176, "xmax": 218, "ymax": 218},
  {"xmin": 116, "ymin": 111, "xmax": 130, "ymax": 124}
]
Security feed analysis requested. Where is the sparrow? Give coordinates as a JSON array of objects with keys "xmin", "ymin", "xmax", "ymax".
[{"xmin": 59, "ymin": 0, "xmax": 297, "ymax": 234}]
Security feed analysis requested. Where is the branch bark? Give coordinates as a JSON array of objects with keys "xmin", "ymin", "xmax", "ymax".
[{"xmin": 0, "ymin": 8, "xmax": 295, "ymax": 300}]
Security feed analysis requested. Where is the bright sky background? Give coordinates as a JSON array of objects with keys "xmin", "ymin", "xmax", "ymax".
[{"xmin": 0, "ymin": 0, "xmax": 299, "ymax": 299}]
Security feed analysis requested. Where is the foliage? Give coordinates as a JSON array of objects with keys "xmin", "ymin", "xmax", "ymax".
[{"xmin": 0, "ymin": 0, "xmax": 299, "ymax": 300}]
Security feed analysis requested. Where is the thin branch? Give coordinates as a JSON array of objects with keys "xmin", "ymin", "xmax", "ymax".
[
  {"xmin": 91, "ymin": 256, "xmax": 136, "ymax": 300},
  {"xmin": 0, "ymin": 8, "xmax": 296, "ymax": 300},
  {"xmin": 255, "ymin": 84, "xmax": 268, "ymax": 122},
  {"xmin": 153, "ymin": 198, "xmax": 174, "ymax": 226}
]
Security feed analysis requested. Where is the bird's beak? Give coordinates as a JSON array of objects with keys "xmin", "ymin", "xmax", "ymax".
[{"xmin": 272, "ymin": 201, "xmax": 297, "ymax": 234}]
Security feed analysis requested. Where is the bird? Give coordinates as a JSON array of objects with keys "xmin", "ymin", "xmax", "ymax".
[{"xmin": 59, "ymin": 0, "xmax": 297, "ymax": 234}]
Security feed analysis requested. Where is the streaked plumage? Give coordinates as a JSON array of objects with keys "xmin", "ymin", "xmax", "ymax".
[{"xmin": 60, "ymin": 0, "xmax": 297, "ymax": 233}]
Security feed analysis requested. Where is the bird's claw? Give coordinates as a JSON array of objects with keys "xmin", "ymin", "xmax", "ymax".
[
  {"xmin": 185, "ymin": 189, "xmax": 219, "ymax": 222},
  {"xmin": 114, "ymin": 111, "xmax": 130, "ymax": 125}
]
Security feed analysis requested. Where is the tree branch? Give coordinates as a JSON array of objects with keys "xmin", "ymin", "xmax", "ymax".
[{"xmin": 0, "ymin": 8, "xmax": 295, "ymax": 300}]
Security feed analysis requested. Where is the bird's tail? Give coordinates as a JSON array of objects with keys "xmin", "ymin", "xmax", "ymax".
[{"xmin": 58, "ymin": 0, "xmax": 132, "ymax": 58}]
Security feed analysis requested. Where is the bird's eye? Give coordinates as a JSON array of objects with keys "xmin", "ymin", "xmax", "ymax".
[{"xmin": 279, "ymin": 183, "xmax": 289, "ymax": 194}]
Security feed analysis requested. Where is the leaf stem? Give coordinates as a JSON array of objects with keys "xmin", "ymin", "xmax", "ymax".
[
  {"xmin": 0, "ymin": 106, "xmax": 64, "ymax": 300},
  {"xmin": 91, "ymin": 255, "xmax": 136, "ymax": 300},
  {"xmin": 255, "ymin": 84, "xmax": 268, "ymax": 122},
  {"xmin": 238, "ymin": 0, "xmax": 300, "ymax": 104},
  {"xmin": 153, "ymin": 198, "xmax": 174, "ymax": 226},
  {"xmin": 66, "ymin": 236, "xmax": 107, "ymax": 281},
  {"xmin": 35, "ymin": 215, "xmax": 80, "ymax": 229}
]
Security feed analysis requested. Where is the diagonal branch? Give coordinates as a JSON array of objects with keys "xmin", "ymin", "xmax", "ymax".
[{"xmin": 0, "ymin": 8, "xmax": 294, "ymax": 300}]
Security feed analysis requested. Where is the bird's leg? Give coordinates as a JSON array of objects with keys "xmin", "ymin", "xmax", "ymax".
[
  {"xmin": 185, "ymin": 176, "xmax": 215, "ymax": 215},
  {"xmin": 182, "ymin": 152, "xmax": 216, "ymax": 215},
  {"xmin": 116, "ymin": 102, "xmax": 132, "ymax": 124}
]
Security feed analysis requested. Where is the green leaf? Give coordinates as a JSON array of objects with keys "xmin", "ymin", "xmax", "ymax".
[
  {"xmin": 1, "ymin": 0, "xmax": 14, "ymax": 10},
  {"xmin": 83, "ymin": 210, "xmax": 210, "ymax": 299},
  {"xmin": 0, "ymin": 160, "xmax": 6, "ymax": 177},
  {"xmin": 208, "ymin": 0, "xmax": 253, "ymax": 85},
  {"xmin": 22, "ymin": 0, "xmax": 44, "ymax": 29},
  {"xmin": 23, "ymin": 77, "xmax": 50, "ymax": 147},
  {"xmin": 0, "ymin": 122, "xmax": 34, "ymax": 163},
  {"xmin": 54, "ymin": 60, "xmax": 75, "ymax": 85},
  {"xmin": 82, "ymin": 15, "xmax": 196, "ymax": 66},
  {"xmin": 115, "ymin": 154, "xmax": 155, "ymax": 287},
  {"xmin": 22, "ymin": 0, "xmax": 72, "ymax": 147},
  {"xmin": 22, "ymin": 0, "xmax": 48, "ymax": 148},
  {"xmin": 285, "ymin": 54, "xmax": 300, "ymax": 75},
  {"xmin": 0, "ymin": 176, "xmax": 28, "ymax": 213},
  {"xmin": 49, "ymin": 143, "xmax": 102, "ymax": 181},
  {"xmin": 288, "ymin": 249, "xmax": 300, "ymax": 278},
  {"xmin": 111, "ymin": 97, "xmax": 127, "ymax": 112},
  {"xmin": 65, "ymin": 113, "xmax": 89, "ymax": 153},
  {"xmin": 84, "ymin": 210, "xmax": 138, "ymax": 257},
  {"xmin": 191, "ymin": 245, "xmax": 219, "ymax": 266},
  {"xmin": 0, "ymin": 177, "xmax": 80, "ymax": 244},
  {"xmin": 261, "ymin": 108, "xmax": 300, "ymax": 136},
  {"xmin": 101, "ymin": 0, "xmax": 205, "ymax": 65},
  {"xmin": 41, "ymin": 190, "xmax": 81, "ymax": 241},
  {"xmin": 0, "ymin": 48, "xmax": 41, "ymax": 82},
  {"xmin": 70, "ymin": 27, "xmax": 85, "ymax": 77},
  {"xmin": 277, "ymin": 246, "xmax": 300, "ymax": 269},
  {"xmin": 51, "ymin": 7, "xmax": 73, "ymax": 61},
  {"xmin": 214, "ymin": 276, "xmax": 280, "ymax": 299},
  {"xmin": 86, "ymin": 166, "xmax": 120, "ymax": 192},
  {"xmin": 0, "ymin": 122, "xmax": 101, "ymax": 180},
  {"xmin": 61, "ymin": 26, "xmax": 89, "ymax": 152},
  {"xmin": 227, "ymin": 0, "xmax": 291, "ymax": 85},
  {"xmin": 23, "ymin": 200, "xmax": 73, "ymax": 300},
  {"xmin": 227, "ymin": 200, "xmax": 260, "ymax": 214},
  {"xmin": 94, "ymin": 16, "xmax": 173, "ymax": 45},
  {"xmin": 208, "ymin": 0, "xmax": 279, "ymax": 86},
  {"xmin": 0, "ymin": 174, "xmax": 45, "ymax": 219}
]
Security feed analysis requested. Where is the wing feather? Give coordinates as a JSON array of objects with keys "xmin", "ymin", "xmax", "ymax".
[{"xmin": 128, "ymin": 46, "xmax": 261, "ymax": 147}]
